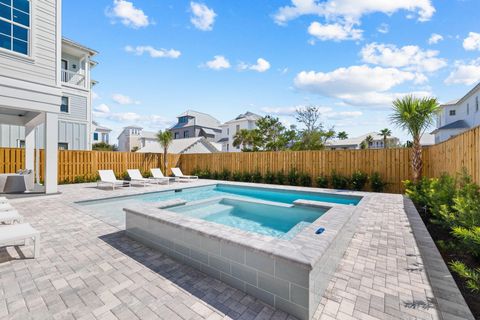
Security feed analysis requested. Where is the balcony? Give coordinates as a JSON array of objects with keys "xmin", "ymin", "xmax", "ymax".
[{"xmin": 61, "ymin": 69, "xmax": 86, "ymax": 88}]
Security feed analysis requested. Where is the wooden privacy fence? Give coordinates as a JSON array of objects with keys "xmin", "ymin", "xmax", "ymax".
[{"xmin": 0, "ymin": 126, "xmax": 479, "ymax": 193}]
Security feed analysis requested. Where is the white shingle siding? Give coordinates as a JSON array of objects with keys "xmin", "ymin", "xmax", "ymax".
[{"xmin": 59, "ymin": 93, "xmax": 87, "ymax": 121}]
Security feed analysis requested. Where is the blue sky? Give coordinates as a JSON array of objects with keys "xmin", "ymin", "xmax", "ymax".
[{"xmin": 62, "ymin": 0, "xmax": 480, "ymax": 143}]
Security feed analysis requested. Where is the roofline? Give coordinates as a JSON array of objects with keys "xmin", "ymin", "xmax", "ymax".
[
  {"xmin": 440, "ymin": 81, "xmax": 480, "ymax": 107},
  {"xmin": 62, "ymin": 37, "xmax": 98, "ymax": 56},
  {"xmin": 177, "ymin": 109, "xmax": 221, "ymax": 120}
]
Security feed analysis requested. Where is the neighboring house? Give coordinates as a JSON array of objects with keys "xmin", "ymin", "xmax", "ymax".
[
  {"xmin": 326, "ymin": 132, "xmax": 400, "ymax": 150},
  {"xmin": 0, "ymin": 38, "xmax": 98, "ymax": 150},
  {"xmin": 432, "ymin": 82, "xmax": 480, "ymax": 143},
  {"xmin": 92, "ymin": 121, "xmax": 111, "ymax": 145},
  {"xmin": 117, "ymin": 126, "xmax": 157, "ymax": 151},
  {"xmin": 137, "ymin": 137, "xmax": 220, "ymax": 154},
  {"xmin": 218, "ymin": 111, "xmax": 262, "ymax": 152},
  {"xmin": 169, "ymin": 110, "xmax": 221, "ymax": 142}
]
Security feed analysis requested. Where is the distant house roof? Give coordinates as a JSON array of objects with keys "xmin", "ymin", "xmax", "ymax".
[
  {"xmin": 431, "ymin": 120, "xmax": 470, "ymax": 133},
  {"xmin": 328, "ymin": 132, "xmax": 398, "ymax": 147},
  {"xmin": 140, "ymin": 131, "xmax": 157, "ymax": 140},
  {"xmin": 137, "ymin": 137, "xmax": 220, "ymax": 154},
  {"xmin": 200, "ymin": 128, "xmax": 216, "ymax": 136},
  {"xmin": 217, "ymin": 137, "xmax": 228, "ymax": 142},
  {"xmin": 172, "ymin": 110, "xmax": 221, "ymax": 129},
  {"xmin": 440, "ymin": 81, "xmax": 480, "ymax": 107},
  {"xmin": 92, "ymin": 121, "xmax": 111, "ymax": 132}
]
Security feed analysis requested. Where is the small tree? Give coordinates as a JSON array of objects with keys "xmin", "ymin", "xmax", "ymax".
[
  {"xmin": 156, "ymin": 130, "xmax": 173, "ymax": 174},
  {"xmin": 379, "ymin": 128, "xmax": 392, "ymax": 149},
  {"xmin": 337, "ymin": 131, "xmax": 348, "ymax": 140},
  {"xmin": 364, "ymin": 135, "xmax": 374, "ymax": 149}
]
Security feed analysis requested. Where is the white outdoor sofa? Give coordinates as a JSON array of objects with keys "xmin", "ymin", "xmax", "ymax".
[
  {"xmin": 0, "ymin": 223, "xmax": 40, "ymax": 258},
  {"xmin": 97, "ymin": 170, "xmax": 131, "ymax": 190},
  {"xmin": 171, "ymin": 168, "xmax": 198, "ymax": 182},
  {"xmin": 150, "ymin": 168, "xmax": 174, "ymax": 184}
]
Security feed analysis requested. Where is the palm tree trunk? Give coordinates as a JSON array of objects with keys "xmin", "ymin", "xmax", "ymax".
[
  {"xmin": 163, "ymin": 148, "xmax": 168, "ymax": 175},
  {"xmin": 411, "ymin": 137, "xmax": 422, "ymax": 182},
  {"xmin": 384, "ymin": 137, "xmax": 387, "ymax": 149}
]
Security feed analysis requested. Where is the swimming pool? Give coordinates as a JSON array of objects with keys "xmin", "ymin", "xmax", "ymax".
[{"xmin": 77, "ymin": 183, "xmax": 360, "ymax": 228}]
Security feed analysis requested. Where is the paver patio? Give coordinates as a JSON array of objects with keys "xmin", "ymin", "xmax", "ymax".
[{"xmin": 0, "ymin": 181, "xmax": 473, "ymax": 320}]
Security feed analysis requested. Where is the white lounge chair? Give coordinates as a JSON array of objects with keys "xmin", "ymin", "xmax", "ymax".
[
  {"xmin": 127, "ymin": 169, "xmax": 151, "ymax": 187},
  {"xmin": 171, "ymin": 168, "xmax": 198, "ymax": 182},
  {"xmin": 0, "ymin": 197, "xmax": 8, "ymax": 204},
  {"xmin": 0, "ymin": 223, "xmax": 40, "ymax": 258},
  {"xmin": 0, "ymin": 210, "xmax": 24, "ymax": 224},
  {"xmin": 97, "ymin": 170, "xmax": 131, "ymax": 190},
  {"xmin": 0, "ymin": 202, "xmax": 14, "ymax": 212},
  {"xmin": 150, "ymin": 168, "xmax": 173, "ymax": 184}
]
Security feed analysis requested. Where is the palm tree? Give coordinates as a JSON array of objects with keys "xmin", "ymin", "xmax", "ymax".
[
  {"xmin": 379, "ymin": 128, "xmax": 392, "ymax": 149},
  {"xmin": 337, "ymin": 131, "xmax": 348, "ymax": 140},
  {"xmin": 390, "ymin": 95, "xmax": 439, "ymax": 182},
  {"xmin": 233, "ymin": 129, "xmax": 252, "ymax": 151},
  {"xmin": 364, "ymin": 135, "xmax": 374, "ymax": 149},
  {"xmin": 156, "ymin": 130, "xmax": 173, "ymax": 173}
]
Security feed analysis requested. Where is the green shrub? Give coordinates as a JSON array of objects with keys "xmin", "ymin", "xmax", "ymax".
[
  {"xmin": 275, "ymin": 171, "xmax": 286, "ymax": 185},
  {"xmin": 251, "ymin": 171, "xmax": 263, "ymax": 183},
  {"xmin": 287, "ymin": 169, "xmax": 300, "ymax": 186},
  {"xmin": 315, "ymin": 175, "xmax": 329, "ymax": 188},
  {"xmin": 350, "ymin": 171, "xmax": 368, "ymax": 191},
  {"xmin": 219, "ymin": 169, "xmax": 231, "ymax": 181},
  {"xmin": 449, "ymin": 261, "xmax": 480, "ymax": 293},
  {"xmin": 211, "ymin": 171, "xmax": 220, "ymax": 180},
  {"xmin": 451, "ymin": 226, "xmax": 480, "ymax": 258},
  {"xmin": 74, "ymin": 175, "xmax": 85, "ymax": 184},
  {"xmin": 264, "ymin": 171, "xmax": 275, "ymax": 184},
  {"xmin": 370, "ymin": 172, "xmax": 386, "ymax": 192},
  {"xmin": 241, "ymin": 172, "xmax": 252, "ymax": 182},
  {"xmin": 331, "ymin": 171, "xmax": 349, "ymax": 190},
  {"xmin": 232, "ymin": 172, "xmax": 242, "ymax": 181},
  {"xmin": 298, "ymin": 173, "xmax": 312, "ymax": 187}
]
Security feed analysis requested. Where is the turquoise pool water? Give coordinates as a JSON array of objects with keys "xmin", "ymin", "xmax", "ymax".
[
  {"xmin": 77, "ymin": 184, "xmax": 360, "ymax": 229},
  {"xmin": 169, "ymin": 197, "xmax": 325, "ymax": 238}
]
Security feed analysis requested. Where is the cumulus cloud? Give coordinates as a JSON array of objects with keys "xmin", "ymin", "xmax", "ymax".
[
  {"xmin": 112, "ymin": 94, "xmax": 140, "ymax": 105},
  {"xmin": 308, "ymin": 22, "xmax": 362, "ymax": 41},
  {"xmin": 294, "ymin": 65, "xmax": 429, "ymax": 106},
  {"xmin": 190, "ymin": 2, "xmax": 216, "ymax": 31},
  {"xmin": 239, "ymin": 58, "xmax": 271, "ymax": 72},
  {"xmin": 377, "ymin": 23, "xmax": 389, "ymax": 34},
  {"xmin": 428, "ymin": 33, "xmax": 443, "ymax": 45},
  {"xmin": 463, "ymin": 32, "xmax": 480, "ymax": 51},
  {"xmin": 125, "ymin": 45, "xmax": 181, "ymax": 59},
  {"xmin": 445, "ymin": 58, "xmax": 480, "ymax": 86},
  {"xmin": 260, "ymin": 105, "xmax": 363, "ymax": 121},
  {"xmin": 94, "ymin": 111, "xmax": 173, "ymax": 129},
  {"xmin": 92, "ymin": 91, "xmax": 100, "ymax": 100},
  {"xmin": 202, "ymin": 55, "xmax": 231, "ymax": 70},
  {"xmin": 94, "ymin": 104, "xmax": 110, "ymax": 113},
  {"xmin": 360, "ymin": 43, "xmax": 447, "ymax": 73},
  {"xmin": 107, "ymin": 0, "xmax": 150, "ymax": 28}
]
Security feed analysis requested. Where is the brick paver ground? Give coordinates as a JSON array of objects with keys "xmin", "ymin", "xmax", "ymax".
[{"xmin": 0, "ymin": 182, "xmax": 471, "ymax": 319}]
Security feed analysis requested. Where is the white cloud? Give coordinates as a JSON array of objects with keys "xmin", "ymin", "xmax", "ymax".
[
  {"xmin": 190, "ymin": 2, "xmax": 216, "ymax": 31},
  {"xmin": 360, "ymin": 43, "xmax": 447, "ymax": 73},
  {"xmin": 92, "ymin": 91, "xmax": 100, "ymax": 100},
  {"xmin": 112, "ymin": 93, "xmax": 140, "ymax": 105},
  {"xmin": 239, "ymin": 58, "xmax": 271, "ymax": 72},
  {"xmin": 125, "ymin": 45, "xmax": 181, "ymax": 59},
  {"xmin": 308, "ymin": 22, "xmax": 362, "ymax": 41},
  {"xmin": 273, "ymin": 0, "xmax": 435, "ymax": 25},
  {"xmin": 94, "ymin": 104, "xmax": 110, "ymax": 113},
  {"xmin": 260, "ymin": 105, "xmax": 363, "ymax": 121},
  {"xmin": 107, "ymin": 0, "xmax": 150, "ymax": 28},
  {"xmin": 203, "ymin": 55, "xmax": 231, "ymax": 70},
  {"xmin": 377, "ymin": 23, "xmax": 389, "ymax": 34},
  {"xmin": 294, "ymin": 65, "xmax": 429, "ymax": 106},
  {"xmin": 445, "ymin": 58, "xmax": 480, "ymax": 86},
  {"xmin": 94, "ymin": 111, "xmax": 173, "ymax": 129},
  {"xmin": 463, "ymin": 32, "xmax": 480, "ymax": 51},
  {"xmin": 428, "ymin": 33, "xmax": 443, "ymax": 45}
]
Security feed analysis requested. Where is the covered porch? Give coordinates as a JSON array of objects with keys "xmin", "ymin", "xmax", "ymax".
[{"xmin": 0, "ymin": 106, "xmax": 58, "ymax": 194}]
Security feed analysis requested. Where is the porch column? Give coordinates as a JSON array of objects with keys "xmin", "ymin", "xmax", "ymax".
[
  {"xmin": 44, "ymin": 112, "xmax": 58, "ymax": 194},
  {"xmin": 25, "ymin": 123, "xmax": 35, "ymax": 174}
]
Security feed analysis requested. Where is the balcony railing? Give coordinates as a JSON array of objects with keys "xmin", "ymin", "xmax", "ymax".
[{"xmin": 61, "ymin": 69, "xmax": 86, "ymax": 88}]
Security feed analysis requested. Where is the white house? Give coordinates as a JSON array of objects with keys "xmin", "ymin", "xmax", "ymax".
[
  {"xmin": 92, "ymin": 121, "xmax": 111, "ymax": 145},
  {"xmin": 137, "ymin": 137, "xmax": 220, "ymax": 154},
  {"xmin": 432, "ymin": 82, "xmax": 480, "ymax": 143},
  {"xmin": 117, "ymin": 126, "xmax": 157, "ymax": 152},
  {"xmin": 0, "ymin": 38, "xmax": 97, "ymax": 151},
  {"xmin": 218, "ymin": 111, "xmax": 262, "ymax": 152},
  {"xmin": 326, "ymin": 132, "xmax": 400, "ymax": 150},
  {"xmin": 169, "ymin": 110, "xmax": 222, "ymax": 141}
]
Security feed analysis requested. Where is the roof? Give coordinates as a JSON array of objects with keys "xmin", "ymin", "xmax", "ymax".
[
  {"xmin": 200, "ymin": 128, "xmax": 216, "ymax": 136},
  {"xmin": 92, "ymin": 121, "xmax": 111, "ymax": 132},
  {"xmin": 431, "ymin": 120, "xmax": 470, "ymax": 133},
  {"xmin": 137, "ymin": 137, "xmax": 220, "ymax": 154},
  {"xmin": 328, "ymin": 132, "xmax": 398, "ymax": 147},
  {"xmin": 217, "ymin": 137, "xmax": 229, "ymax": 142},
  {"xmin": 174, "ymin": 110, "xmax": 221, "ymax": 129},
  {"xmin": 140, "ymin": 131, "xmax": 157, "ymax": 140},
  {"xmin": 440, "ymin": 81, "xmax": 480, "ymax": 107},
  {"xmin": 222, "ymin": 111, "xmax": 262, "ymax": 125},
  {"xmin": 62, "ymin": 37, "xmax": 98, "ymax": 56}
]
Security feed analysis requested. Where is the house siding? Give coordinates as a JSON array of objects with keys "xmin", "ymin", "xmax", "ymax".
[{"xmin": 59, "ymin": 93, "xmax": 88, "ymax": 121}]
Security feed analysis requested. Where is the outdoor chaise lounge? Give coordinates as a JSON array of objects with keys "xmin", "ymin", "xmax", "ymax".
[
  {"xmin": 0, "ymin": 210, "xmax": 24, "ymax": 224},
  {"xmin": 0, "ymin": 197, "xmax": 8, "ymax": 204},
  {"xmin": 171, "ymin": 168, "xmax": 198, "ymax": 182},
  {"xmin": 127, "ymin": 169, "xmax": 155, "ymax": 187},
  {"xmin": 97, "ymin": 170, "xmax": 131, "ymax": 190},
  {"xmin": 150, "ymin": 168, "xmax": 174, "ymax": 184},
  {"xmin": 0, "ymin": 223, "xmax": 40, "ymax": 258},
  {"xmin": 0, "ymin": 202, "xmax": 15, "ymax": 212}
]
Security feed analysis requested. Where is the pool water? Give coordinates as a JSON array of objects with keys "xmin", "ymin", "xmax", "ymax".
[
  {"xmin": 169, "ymin": 198, "xmax": 325, "ymax": 238},
  {"xmin": 77, "ymin": 184, "xmax": 360, "ymax": 230}
]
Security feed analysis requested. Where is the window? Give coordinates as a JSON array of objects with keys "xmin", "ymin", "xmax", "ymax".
[
  {"xmin": 227, "ymin": 128, "xmax": 229, "ymax": 135},
  {"xmin": 183, "ymin": 131, "xmax": 189, "ymax": 138},
  {"xmin": 58, "ymin": 143, "xmax": 68, "ymax": 150},
  {"xmin": 60, "ymin": 97, "xmax": 69, "ymax": 113},
  {"xmin": 174, "ymin": 132, "xmax": 179, "ymax": 139},
  {"xmin": 467, "ymin": 103, "xmax": 470, "ymax": 115},
  {"xmin": 93, "ymin": 132, "xmax": 98, "ymax": 141},
  {"xmin": 449, "ymin": 110, "xmax": 456, "ymax": 116},
  {"xmin": 236, "ymin": 124, "xmax": 240, "ymax": 133},
  {"xmin": 226, "ymin": 144, "xmax": 229, "ymax": 151},
  {"xmin": 477, "ymin": 96, "xmax": 479, "ymax": 112},
  {"xmin": 0, "ymin": 0, "xmax": 30, "ymax": 55},
  {"xmin": 179, "ymin": 116, "xmax": 188, "ymax": 123}
]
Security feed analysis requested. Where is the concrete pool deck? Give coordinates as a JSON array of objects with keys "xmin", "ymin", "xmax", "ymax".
[{"xmin": 0, "ymin": 181, "xmax": 474, "ymax": 320}]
